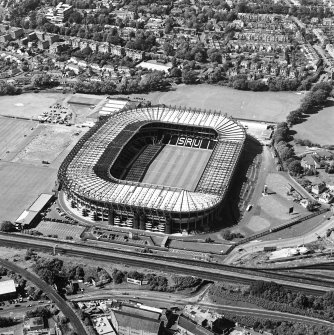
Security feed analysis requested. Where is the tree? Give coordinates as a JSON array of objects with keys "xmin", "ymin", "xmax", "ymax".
[
  {"xmin": 112, "ymin": 269, "xmax": 124, "ymax": 284},
  {"xmin": 223, "ymin": 230, "xmax": 232, "ymax": 240},
  {"xmin": 182, "ymin": 69, "xmax": 197, "ymax": 84},
  {"xmin": 0, "ymin": 221, "xmax": 15, "ymax": 232},
  {"xmin": 288, "ymin": 160, "xmax": 303, "ymax": 175},
  {"xmin": 37, "ymin": 268, "xmax": 55, "ymax": 285}
]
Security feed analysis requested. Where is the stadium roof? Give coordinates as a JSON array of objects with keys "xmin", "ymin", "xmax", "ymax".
[
  {"xmin": 0, "ymin": 279, "xmax": 16, "ymax": 296},
  {"xmin": 60, "ymin": 106, "xmax": 245, "ymax": 213}
]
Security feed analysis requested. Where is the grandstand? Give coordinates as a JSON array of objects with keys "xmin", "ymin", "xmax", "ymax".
[{"xmin": 58, "ymin": 106, "xmax": 245, "ymax": 234}]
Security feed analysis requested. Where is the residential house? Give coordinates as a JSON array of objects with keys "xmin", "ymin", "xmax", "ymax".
[
  {"xmin": 77, "ymin": 60, "xmax": 88, "ymax": 68},
  {"xmin": 65, "ymin": 63, "xmax": 79, "ymax": 74},
  {"xmin": 38, "ymin": 40, "xmax": 50, "ymax": 50},
  {"xmin": 10, "ymin": 27, "xmax": 24, "ymax": 39},
  {"xmin": 301, "ymin": 154, "xmax": 321, "ymax": 170},
  {"xmin": 319, "ymin": 192, "xmax": 334, "ymax": 204},
  {"xmin": 311, "ymin": 182, "xmax": 327, "ymax": 195},
  {"xmin": 98, "ymin": 42, "xmax": 110, "ymax": 53}
]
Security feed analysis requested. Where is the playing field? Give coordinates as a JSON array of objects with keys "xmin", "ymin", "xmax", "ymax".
[
  {"xmin": 0, "ymin": 162, "xmax": 58, "ymax": 221},
  {"xmin": 142, "ymin": 84, "xmax": 302, "ymax": 123},
  {"xmin": 142, "ymin": 145, "xmax": 212, "ymax": 191},
  {"xmin": 0, "ymin": 117, "xmax": 37, "ymax": 160},
  {"xmin": 292, "ymin": 103, "xmax": 334, "ymax": 145},
  {"xmin": 0, "ymin": 92, "xmax": 66, "ymax": 119}
]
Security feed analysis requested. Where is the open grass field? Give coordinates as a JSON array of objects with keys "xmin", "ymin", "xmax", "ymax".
[
  {"xmin": 292, "ymin": 104, "xmax": 334, "ymax": 145},
  {"xmin": 12, "ymin": 124, "xmax": 79, "ymax": 165},
  {"xmin": 142, "ymin": 145, "xmax": 212, "ymax": 191},
  {"xmin": 143, "ymin": 84, "xmax": 302, "ymax": 122},
  {"xmin": 34, "ymin": 221, "xmax": 85, "ymax": 240},
  {"xmin": 0, "ymin": 117, "xmax": 37, "ymax": 160},
  {"xmin": 0, "ymin": 92, "xmax": 67, "ymax": 119},
  {"xmin": 0, "ymin": 162, "xmax": 57, "ymax": 221}
]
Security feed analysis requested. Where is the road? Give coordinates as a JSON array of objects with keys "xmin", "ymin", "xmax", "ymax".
[
  {"xmin": 70, "ymin": 289, "xmax": 334, "ymax": 328},
  {"xmin": 224, "ymin": 214, "xmax": 334, "ymax": 264},
  {"xmin": 0, "ymin": 258, "xmax": 87, "ymax": 335}
]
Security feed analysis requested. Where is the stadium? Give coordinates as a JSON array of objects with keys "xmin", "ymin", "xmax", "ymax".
[{"xmin": 58, "ymin": 106, "xmax": 246, "ymax": 234}]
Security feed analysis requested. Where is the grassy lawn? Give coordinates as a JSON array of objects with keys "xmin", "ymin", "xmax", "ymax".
[
  {"xmin": 0, "ymin": 117, "xmax": 37, "ymax": 160},
  {"xmin": 141, "ymin": 84, "xmax": 302, "ymax": 122},
  {"xmin": 0, "ymin": 162, "xmax": 57, "ymax": 221},
  {"xmin": 0, "ymin": 92, "xmax": 67, "ymax": 119},
  {"xmin": 12, "ymin": 124, "xmax": 79, "ymax": 165},
  {"xmin": 292, "ymin": 103, "xmax": 334, "ymax": 145}
]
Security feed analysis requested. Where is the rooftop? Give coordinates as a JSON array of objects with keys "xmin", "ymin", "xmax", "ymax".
[
  {"xmin": 0, "ymin": 279, "xmax": 16, "ymax": 296},
  {"xmin": 28, "ymin": 193, "xmax": 53, "ymax": 212}
]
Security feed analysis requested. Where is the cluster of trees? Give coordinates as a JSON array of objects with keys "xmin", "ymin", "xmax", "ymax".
[
  {"xmin": 222, "ymin": 311, "xmax": 334, "ymax": 335},
  {"xmin": 0, "ymin": 82, "xmax": 22, "ymax": 96},
  {"xmin": 73, "ymin": 71, "xmax": 168, "ymax": 95},
  {"xmin": 211, "ymin": 281, "xmax": 334, "ymax": 325},
  {"xmin": 222, "ymin": 229, "xmax": 244, "ymax": 241},
  {"xmin": 229, "ymin": 76, "xmax": 302, "ymax": 92},
  {"xmin": 32, "ymin": 74, "xmax": 59, "ymax": 89},
  {"xmin": 0, "ymin": 221, "xmax": 16, "ymax": 232},
  {"xmin": 287, "ymin": 82, "xmax": 332, "ymax": 126},
  {"xmin": 272, "ymin": 122, "xmax": 303, "ymax": 175},
  {"xmin": 249, "ymin": 281, "xmax": 334, "ymax": 322},
  {"xmin": 233, "ymin": 0, "xmax": 332, "ymax": 20},
  {"xmin": 172, "ymin": 276, "xmax": 202, "ymax": 291},
  {"xmin": 33, "ymin": 257, "xmax": 112, "ymax": 291},
  {"xmin": 0, "ymin": 317, "xmax": 16, "ymax": 328}
]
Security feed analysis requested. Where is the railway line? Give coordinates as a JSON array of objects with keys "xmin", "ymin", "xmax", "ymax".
[{"xmin": 0, "ymin": 233, "xmax": 332, "ymax": 295}]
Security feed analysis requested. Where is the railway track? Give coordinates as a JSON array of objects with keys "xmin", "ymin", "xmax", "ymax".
[{"xmin": 0, "ymin": 234, "xmax": 332, "ymax": 296}]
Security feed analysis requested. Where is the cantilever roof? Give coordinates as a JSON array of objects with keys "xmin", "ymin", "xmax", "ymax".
[{"xmin": 62, "ymin": 106, "xmax": 245, "ymax": 213}]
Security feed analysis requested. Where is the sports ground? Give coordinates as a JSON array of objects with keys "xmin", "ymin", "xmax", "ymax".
[
  {"xmin": 144, "ymin": 84, "xmax": 303, "ymax": 123},
  {"xmin": 142, "ymin": 145, "xmax": 212, "ymax": 191}
]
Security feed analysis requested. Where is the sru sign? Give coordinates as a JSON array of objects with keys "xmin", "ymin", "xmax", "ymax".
[{"xmin": 176, "ymin": 137, "xmax": 202, "ymax": 148}]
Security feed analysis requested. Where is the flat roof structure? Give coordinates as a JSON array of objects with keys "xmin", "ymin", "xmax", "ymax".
[
  {"xmin": 0, "ymin": 279, "xmax": 16, "ymax": 296},
  {"xmin": 15, "ymin": 210, "xmax": 39, "ymax": 226},
  {"xmin": 28, "ymin": 193, "xmax": 53, "ymax": 212}
]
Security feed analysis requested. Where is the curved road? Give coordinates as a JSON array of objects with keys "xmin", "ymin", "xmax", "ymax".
[{"xmin": 0, "ymin": 258, "xmax": 87, "ymax": 335}]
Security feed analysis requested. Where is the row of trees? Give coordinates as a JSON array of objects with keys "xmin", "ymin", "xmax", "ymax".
[
  {"xmin": 230, "ymin": 76, "xmax": 307, "ymax": 92},
  {"xmin": 249, "ymin": 281, "xmax": 334, "ymax": 321},
  {"xmin": 211, "ymin": 281, "xmax": 334, "ymax": 324},
  {"xmin": 73, "ymin": 71, "xmax": 169, "ymax": 95},
  {"xmin": 287, "ymin": 82, "xmax": 333, "ymax": 126},
  {"xmin": 0, "ymin": 82, "xmax": 22, "ymax": 96},
  {"xmin": 273, "ymin": 122, "xmax": 303, "ymax": 175},
  {"xmin": 221, "ymin": 311, "xmax": 334, "ymax": 335}
]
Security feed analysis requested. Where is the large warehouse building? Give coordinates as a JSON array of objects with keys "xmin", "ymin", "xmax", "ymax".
[{"xmin": 58, "ymin": 106, "xmax": 245, "ymax": 234}]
